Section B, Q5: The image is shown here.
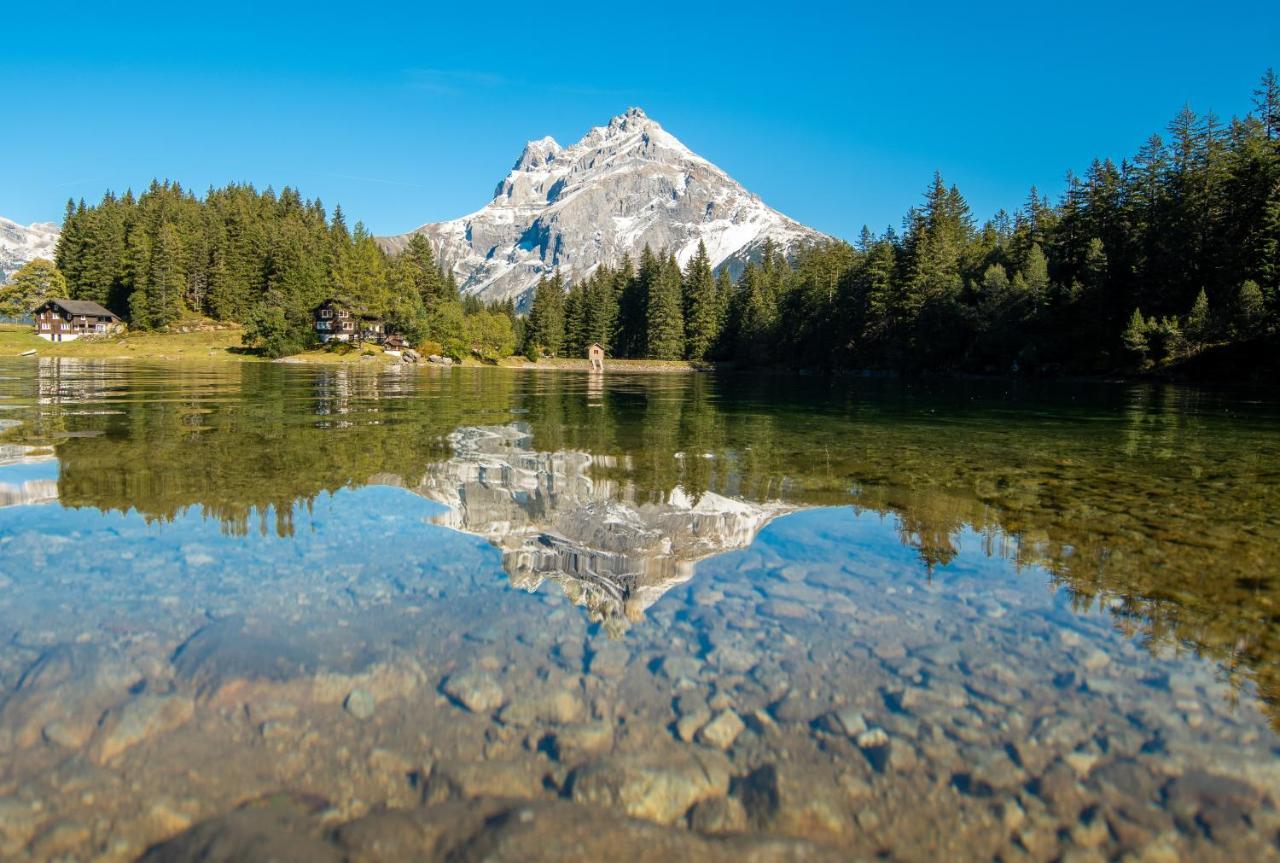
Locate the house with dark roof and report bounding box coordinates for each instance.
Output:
[313,299,386,345]
[31,299,121,342]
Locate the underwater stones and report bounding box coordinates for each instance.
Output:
[656,655,702,680]
[772,690,826,724]
[0,643,143,751]
[676,711,710,743]
[341,798,846,863]
[0,797,46,856]
[706,644,757,674]
[498,686,585,727]
[549,721,615,763]
[587,643,629,678]
[824,707,867,738]
[688,795,749,833]
[1163,768,1264,837]
[1081,649,1112,672]
[140,804,343,863]
[90,693,195,764]
[442,669,505,714]
[568,748,731,825]
[966,748,1026,792]
[41,717,95,749]
[697,710,745,751]
[736,763,855,845]
[855,727,889,750]
[424,760,546,804]
[344,689,376,721]
[757,600,810,620]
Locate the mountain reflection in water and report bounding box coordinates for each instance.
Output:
[0,359,1278,862]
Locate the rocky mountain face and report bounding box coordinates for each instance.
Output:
[380,108,830,306]
[0,216,60,284]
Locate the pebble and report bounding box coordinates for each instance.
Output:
[696,710,745,750]
[344,689,376,721]
[856,728,889,749]
[442,669,505,713]
[676,711,710,743]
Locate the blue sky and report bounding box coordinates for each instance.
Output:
[2,2,1276,240]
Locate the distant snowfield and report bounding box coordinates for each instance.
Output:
[380,108,830,307]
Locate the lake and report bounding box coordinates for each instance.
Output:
[0,359,1277,862]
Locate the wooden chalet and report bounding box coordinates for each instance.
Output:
[32,299,120,342]
[588,342,605,372]
[313,299,386,345]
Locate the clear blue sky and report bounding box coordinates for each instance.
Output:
[2,1,1276,240]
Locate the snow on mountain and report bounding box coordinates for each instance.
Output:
[380,108,831,306]
[0,216,60,284]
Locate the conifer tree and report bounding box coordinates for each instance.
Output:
[148,223,186,328]
[682,241,718,360]
[646,253,685,359]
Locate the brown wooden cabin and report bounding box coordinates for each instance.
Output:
[32,299,120,342]
[314,299,385,344]
[588,342,605,372]
[384,334,408,351]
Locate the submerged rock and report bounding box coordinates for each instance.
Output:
[424,760,547,804]
[90,694,195,764]
[549,722,614,763]
[569,749,731,825]
[697,710,745,750]
[344,689,376,721]
[736,763,856,845]
[498,687,584,727]
[442,669,505,714]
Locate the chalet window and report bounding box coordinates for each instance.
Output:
[339,310,349,319]
[320,309,332,319]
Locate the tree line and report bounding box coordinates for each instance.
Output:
[28,69,1280,373]
[524,70,1280,374]
[49,181,517,358]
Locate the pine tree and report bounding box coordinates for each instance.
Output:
[682,241,718,360]
[1122,307,1150,363]
[148,223,186,328]
[526,274,565,356]
[1254,68,1280,140]
[646,253,685,359]
[1185,287,1211,345]
[1234,280,1266,335]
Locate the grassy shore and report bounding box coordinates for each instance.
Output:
[0,324,709,371]
[0,323,260,361]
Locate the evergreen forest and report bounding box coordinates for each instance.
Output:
[36,70,1280,376]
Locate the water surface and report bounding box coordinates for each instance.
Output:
[0,360,1277,861]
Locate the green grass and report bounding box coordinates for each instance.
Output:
[0,324,260,361]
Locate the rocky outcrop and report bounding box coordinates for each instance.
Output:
[380,109,829,307]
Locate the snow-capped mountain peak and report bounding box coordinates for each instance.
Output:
[0,217,61,284]
[381,108,829,306]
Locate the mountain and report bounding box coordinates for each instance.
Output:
[380,108,830,306]
[0,217,60,284]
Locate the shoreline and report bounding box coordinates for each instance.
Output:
[3,325,1275,387]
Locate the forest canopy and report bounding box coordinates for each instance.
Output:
[43,69,1280,374]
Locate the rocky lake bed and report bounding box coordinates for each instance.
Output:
[0,361,1277,861]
